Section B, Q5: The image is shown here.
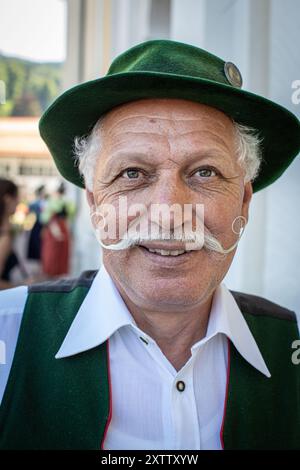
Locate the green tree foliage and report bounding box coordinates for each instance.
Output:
[0,54,62,117]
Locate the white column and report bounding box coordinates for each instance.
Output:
[62,0,82,90]
[63,0,110,83]
[170,0,206,47]
[148,0,170,39]
[110,0,151,59]
[220,0,271,296]
[81,0,105,80]
[63,0,111,274]
[262,0,300,312]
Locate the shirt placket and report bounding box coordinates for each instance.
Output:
[135,330,201,450]
[170,358,201,450]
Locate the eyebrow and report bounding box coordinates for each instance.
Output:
[101,153,154,177]
[101,148,233,177]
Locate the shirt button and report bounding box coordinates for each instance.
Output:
[176,380,185,392]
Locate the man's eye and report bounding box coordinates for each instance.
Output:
[194,168,217,178]
[122,168,140,179]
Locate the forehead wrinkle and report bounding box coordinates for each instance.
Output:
[102,131,235,172]
[104,113,232,136]
[109,131,170,141]
[107,125,233,141]
[108,129,235,158]
[108,114,225,122]
[171,129,235,151]
[105,133,168,157]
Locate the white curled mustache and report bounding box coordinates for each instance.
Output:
[91,214,246,255]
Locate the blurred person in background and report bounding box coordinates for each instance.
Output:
[40,182,75,277]
[0,178,37,289]
[26,184,47,265]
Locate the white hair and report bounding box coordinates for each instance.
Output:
[73,118,105,192]
[233,122,263,183]
[73,113,262,192]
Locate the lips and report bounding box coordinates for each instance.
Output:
[138,242,198,258]
[138,241,198,255]
[144,247,187,256]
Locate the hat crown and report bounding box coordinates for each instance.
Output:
[107,39,236,88]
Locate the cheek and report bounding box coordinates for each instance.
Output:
[103,249,133,286]
[97,188,153,239]
[202,198,243,239]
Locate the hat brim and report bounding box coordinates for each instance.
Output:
[39,71,300,192]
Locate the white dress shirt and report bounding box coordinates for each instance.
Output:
[0,266,298,450]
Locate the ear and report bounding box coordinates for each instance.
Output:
[86,189,99,230]
[85,188,95,209]
[241,181,253,222]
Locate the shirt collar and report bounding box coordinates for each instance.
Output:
[55,265,135,359]
[204,283,271,377]
[55,265,271,378]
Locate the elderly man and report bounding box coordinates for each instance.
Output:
[0,40,299,450]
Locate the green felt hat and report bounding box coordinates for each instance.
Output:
[39,39,300,192]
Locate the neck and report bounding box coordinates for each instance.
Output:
[114,282,214,372]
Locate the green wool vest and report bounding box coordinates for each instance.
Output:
[0,270,299,450]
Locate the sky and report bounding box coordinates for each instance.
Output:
[0,0,66,62]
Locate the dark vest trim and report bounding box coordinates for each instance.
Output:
[231,290,296,322]
[28,270,98,293]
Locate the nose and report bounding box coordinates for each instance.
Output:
[148,169,193,232]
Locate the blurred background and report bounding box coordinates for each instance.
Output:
[0,0,299,311]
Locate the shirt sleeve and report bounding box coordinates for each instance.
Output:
[0,285,28,405]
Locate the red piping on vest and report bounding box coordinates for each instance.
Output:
[101,339,112,450]
[220,338,231,450]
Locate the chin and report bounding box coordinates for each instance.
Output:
[130,275,210,311]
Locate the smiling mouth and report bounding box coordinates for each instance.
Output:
[138,245,197,257]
